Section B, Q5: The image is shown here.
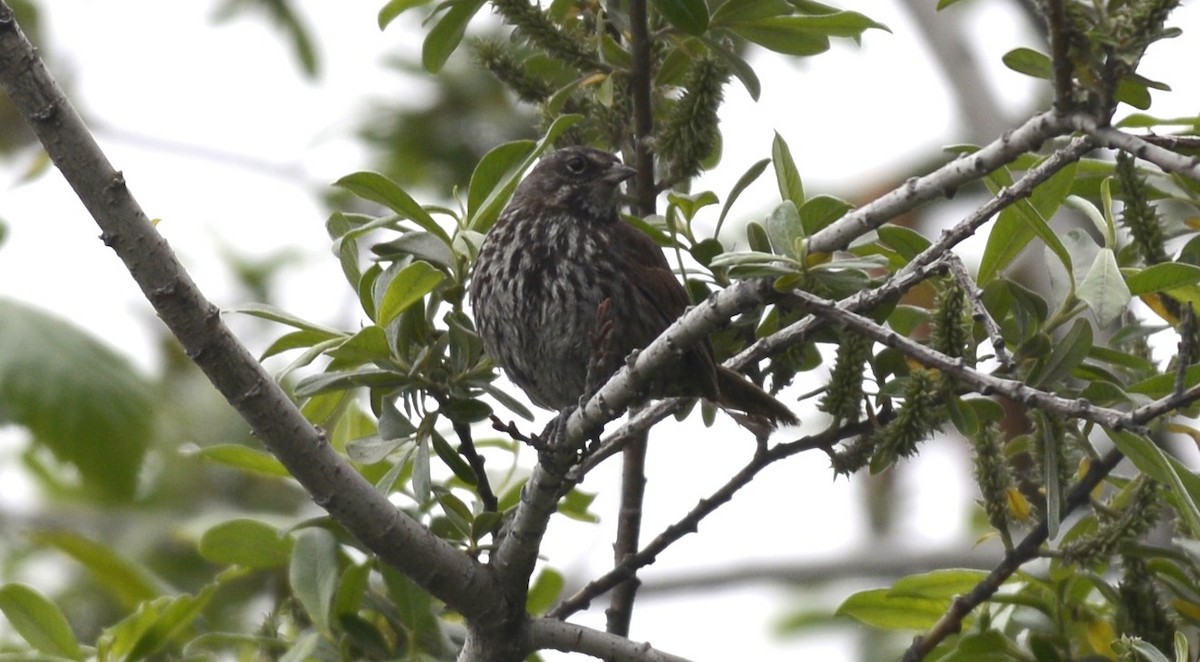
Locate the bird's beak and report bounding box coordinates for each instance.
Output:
[604,163,637,184]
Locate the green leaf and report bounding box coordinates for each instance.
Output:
[1002,47,1050,79]
[294,369,407,397]
[333,171,452,245]
[977,162,1075,285]
[1115,77,1152,110]
[232,302,344,335]
[327,325,392,365]
[1030,318,1092,388]
[702,36,762,100]
[889,569,989,600]
[371,230,456,268]
[557,488,599,522]
[798,194,853,234]
[378,0,434,29]
[765,200,804,259]
[422,0,487,73]
[261,328,344,360]
[1077,249,1131,327]
[467,114,584,232]
[710,0,791,26]
[728,13,884,55]
[481,382,535,421]
[715,158,770,236]
[431,429,479,485]
[772,132,805,207]
[668,190,719,222]
[526,568,565,614]
[836,588,950,630]
[100,584,219,662]
[0,298,154,501]
[1106,430,1200,537]
[379,565,442,646]
[289,529,341,636]
[1125,262,1200,296]
[657,0,709,35]
[877,224,932,260]
[467,140,536,226]
[199,519,293,570]
[30,531,161,608]
[377,261,445,325]
[188,443,291,478]
[1116,113,1200,129]
[0,584,83,660]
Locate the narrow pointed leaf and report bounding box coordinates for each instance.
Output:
[377,261,445,325]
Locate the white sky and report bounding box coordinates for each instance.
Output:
[1,1,1198,660]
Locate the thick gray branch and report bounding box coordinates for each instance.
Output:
[1067,114,1200,183]
[0,1,503,627]
[807,111,1070,253]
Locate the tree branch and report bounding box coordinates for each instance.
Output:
[550,420,877,620]
[900,448,1126,661]
[527,618,693,662]
[1067,113,1200,183]
[609,0,656,634]
[807,111,1070,253]
[787,288,1142,432]
[736,135,1096,369]
[0,0,506,629]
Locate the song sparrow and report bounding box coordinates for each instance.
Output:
[469,146,797,428]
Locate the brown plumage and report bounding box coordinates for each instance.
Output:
[469,146,796,428]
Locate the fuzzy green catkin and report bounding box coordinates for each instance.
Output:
[971,424,1014,547]
[930,279,973,360]
[818,331,871,423]
[1061,476,1163,566]
[657,57,728,184]
[831,431,878,477]
[471,39,554,103]
[873,368,941,466]
[489,0,604,73]
[1117,552,1176,653]
[1116,152,1169,265]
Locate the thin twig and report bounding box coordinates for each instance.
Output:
[452,420,499,513]
[944,253,1015,371]
[900,447,1125,661]
[550,419,879,619]
[787,288,1142,432]
[1044,0,1074,111]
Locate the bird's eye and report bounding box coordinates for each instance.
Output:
[565,156,587,174]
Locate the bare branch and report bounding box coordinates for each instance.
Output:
[551,420,873,620]
[944,254,1015,371]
